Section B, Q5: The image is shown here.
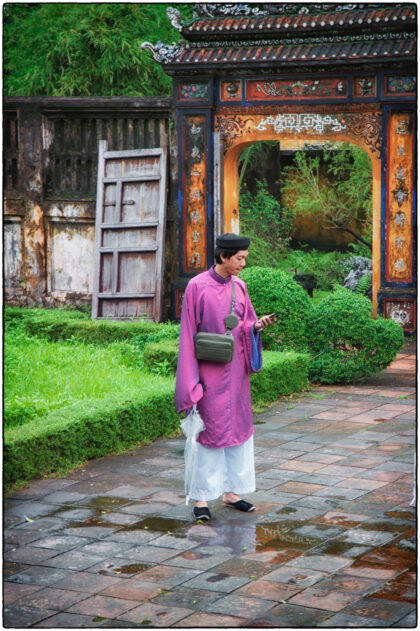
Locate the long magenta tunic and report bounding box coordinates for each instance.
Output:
[175,266,262,448]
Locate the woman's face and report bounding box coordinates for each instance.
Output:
[220,250,248,276]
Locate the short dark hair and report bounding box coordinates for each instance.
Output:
[215,246,241,264]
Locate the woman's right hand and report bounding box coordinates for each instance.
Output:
[255,314,276,331]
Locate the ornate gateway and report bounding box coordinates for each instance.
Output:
[143,3,416,329]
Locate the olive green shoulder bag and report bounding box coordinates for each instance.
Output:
[194,278,239,363]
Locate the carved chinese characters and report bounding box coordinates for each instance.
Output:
[386,112,413,282]
[183,116,207,272]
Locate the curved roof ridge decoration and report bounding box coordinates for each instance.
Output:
[190,3,408,19]
[166,3,415,32]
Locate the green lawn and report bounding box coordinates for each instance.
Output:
[4,327,172,429]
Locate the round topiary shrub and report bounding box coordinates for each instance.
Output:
[307,287,404,383]
[240,267,313,351]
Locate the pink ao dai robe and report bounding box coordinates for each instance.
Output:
[174,266,262,449]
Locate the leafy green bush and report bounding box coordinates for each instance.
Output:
[308,287,404,383]
[250,351,309,408]
[143,340,179,376]
[371,317,406,372]
[239,179,295,267]
[240,267,313,351]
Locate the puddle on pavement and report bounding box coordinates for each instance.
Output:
[116,563,151,574]
[196,519,323,556]
[314,541,368,557]
[68,517,120,529]
[314,515,361,528]
[277,507,297,514]
[45,497,131,525]
[182,551,212,560]
[79,496,131,510]
[121,517,188,533]
[206,573,230,583]
[99,563,150,576]
[44,505,82,518]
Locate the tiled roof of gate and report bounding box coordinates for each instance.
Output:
[183,4,416,38]
[151,3,416,70]
[171,37,415,68]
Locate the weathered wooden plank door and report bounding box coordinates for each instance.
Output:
[92,141,167,321]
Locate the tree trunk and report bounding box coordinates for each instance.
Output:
[325,215,372,250]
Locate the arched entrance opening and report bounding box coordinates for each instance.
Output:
[218,118,381,314]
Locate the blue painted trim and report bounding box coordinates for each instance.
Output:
[205,109,214,269]
[380,107,388,288]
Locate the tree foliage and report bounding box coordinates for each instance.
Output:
[4,3,192,96]
[239,180,295,267]
[281,143,373,249]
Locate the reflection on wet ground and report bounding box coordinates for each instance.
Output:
[311,540,372,558]
[359,517,414,533]
[188,519,328,556]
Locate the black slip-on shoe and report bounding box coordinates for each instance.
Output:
[192,506,212,521]
[225,499,255,512]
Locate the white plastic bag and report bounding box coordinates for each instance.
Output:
[180,405,205,505]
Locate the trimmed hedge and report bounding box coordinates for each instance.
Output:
[6,306,180,346]
[4,385,180,487]
[308,287,404,383]
[5,348,309,486]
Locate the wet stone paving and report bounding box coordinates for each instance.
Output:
[4,344,416,627]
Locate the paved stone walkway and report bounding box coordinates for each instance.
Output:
[5,343,416,628]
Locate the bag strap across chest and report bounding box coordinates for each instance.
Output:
[225,279,239,333]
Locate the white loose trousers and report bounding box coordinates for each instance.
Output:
[189,435,255,502]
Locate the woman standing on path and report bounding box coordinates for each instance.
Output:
[175,233,275,521]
